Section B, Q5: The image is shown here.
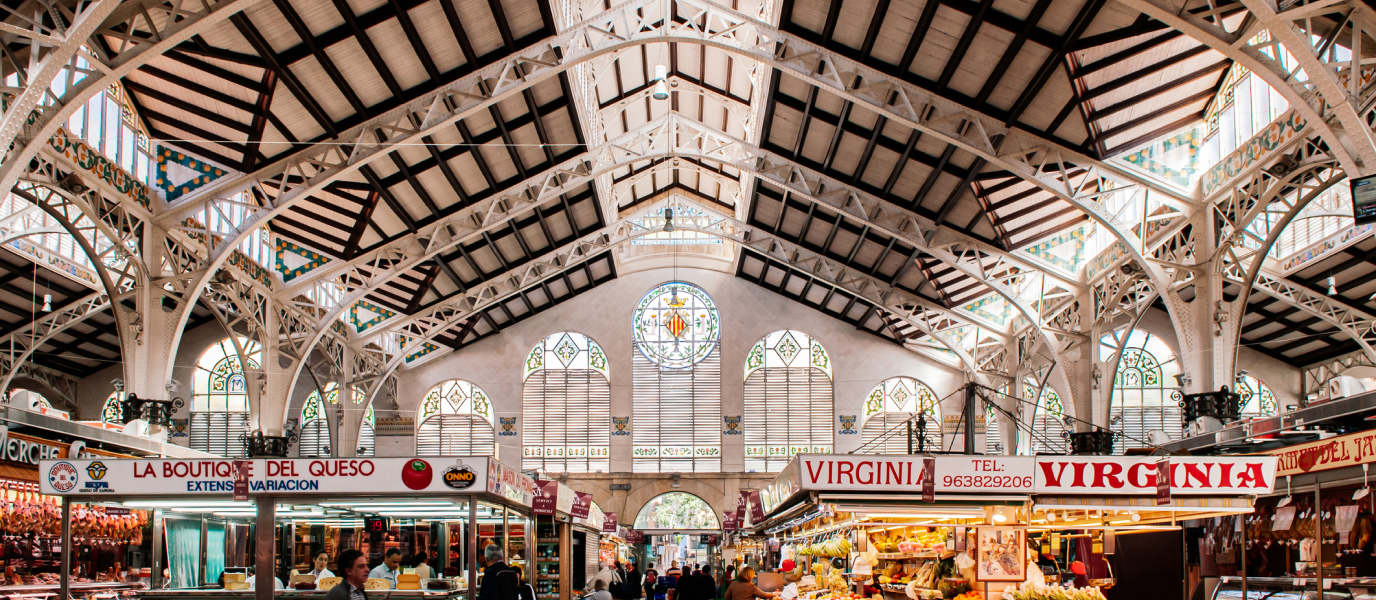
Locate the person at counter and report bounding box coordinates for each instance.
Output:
[325,550,368,600]
[723,568,777,600]
[310,551,336,580]
[369,549,403,588]
[413,553,433,579]
[246,566,284,590]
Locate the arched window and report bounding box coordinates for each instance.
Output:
[358,406,375,457]
[858,377,941,453]
[1105,330,1181,452]
[743,330,833,472]
[632,282,721,472]
[298,385,335,457]
[633,492,721,530]
[102,391,124,423]
[191,338,260,457]
[1237,375,1278,416]
[523,332,611,473]
[417,380,496,456]
[1024,378,1067,454]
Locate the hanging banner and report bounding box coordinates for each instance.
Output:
[571,492,593,519]
[602,512,618,534]
[737,490,750,525]
[1156,458,1171,506]
[748,491,765,523]
[533,480,559,516]
[231,460,249,501]
[722,510,737,532]
[921,457,935,502]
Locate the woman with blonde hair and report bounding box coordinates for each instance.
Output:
[723,567,777,600]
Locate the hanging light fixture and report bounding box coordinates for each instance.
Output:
[663,207,675,232]
[1328,276,1339,296]
[41,294,51,312]
[653,65,669,100]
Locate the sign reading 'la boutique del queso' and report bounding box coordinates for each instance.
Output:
[37,457,537,502]
[774,454,1278,497]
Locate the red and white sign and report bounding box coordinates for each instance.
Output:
[232,460,249,501]
[571,492,593,519]
[1155,459,1170,505]
[782,454,1277,497]
[602,512,618,534]
[797,455,1035,494]
[1033,456,1276,495]
[38,456,537,501]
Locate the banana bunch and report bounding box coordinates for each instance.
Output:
[1001,582,1108,600]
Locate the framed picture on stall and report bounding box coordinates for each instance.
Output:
[976,527,1025,582]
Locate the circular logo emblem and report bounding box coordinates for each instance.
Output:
[442,462,476,490]
[401,459,433,490]
[48,462,78,492]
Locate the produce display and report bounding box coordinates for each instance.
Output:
[798,537,853,558]
[999,582,1107,600]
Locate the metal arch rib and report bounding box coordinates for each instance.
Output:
[0,291,110,394]
[352,211,994,414]
[153,0,1191,380]
[1239,0,1376,172]
[1249,268,1376,364]
[0,0,266,215]
[1114,0,1366,175]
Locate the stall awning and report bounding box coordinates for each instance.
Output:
[0,463,37,482]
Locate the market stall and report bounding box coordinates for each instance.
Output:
[36,456,538,600]
[756,454,1278,600]
[1195,428,1376,600]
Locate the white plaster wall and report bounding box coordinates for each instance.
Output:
[395,266,966,471]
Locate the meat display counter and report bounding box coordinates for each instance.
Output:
[1212,576,1376,600]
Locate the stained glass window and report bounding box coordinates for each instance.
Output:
[523,332,609,380]
[1023,378,1067,454]
[632,282,720,369]
[633,283,722,472]
[857,377,941,454]
[1102,330,1182,452]
[1237,375,1278,416]
[298,384,341,457]
[102,391,124,423]
[417,380,495,456]
[744,331,833,472]
[191,337,261,457]
[524,332,611,473]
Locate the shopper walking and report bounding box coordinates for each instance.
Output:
[718,567,734,600]
[624,563,643,598]
[642,569,658,600]
[694,566,715,600]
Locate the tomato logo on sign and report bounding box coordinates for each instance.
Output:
[48,462,78,492]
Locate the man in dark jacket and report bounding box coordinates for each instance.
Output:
[624,564,643,599]
[694,566,715,600]
[478,544,519,600]
[323,550,368,600]
[673,568,695,600]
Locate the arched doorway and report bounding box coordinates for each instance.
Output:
[633,492,722,569]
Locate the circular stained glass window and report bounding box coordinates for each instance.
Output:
[632,282,720,369]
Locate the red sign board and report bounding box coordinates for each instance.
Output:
[231,461,249,501]
[722,510,737,532]
[748,491,765,522]
[571,492,593,519]
[1156,459,1171,506]
[533,480,558,516]
[921,458,935,502]
[602,512,618,534]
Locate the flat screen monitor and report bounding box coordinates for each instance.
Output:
[1353,174,1376,224]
